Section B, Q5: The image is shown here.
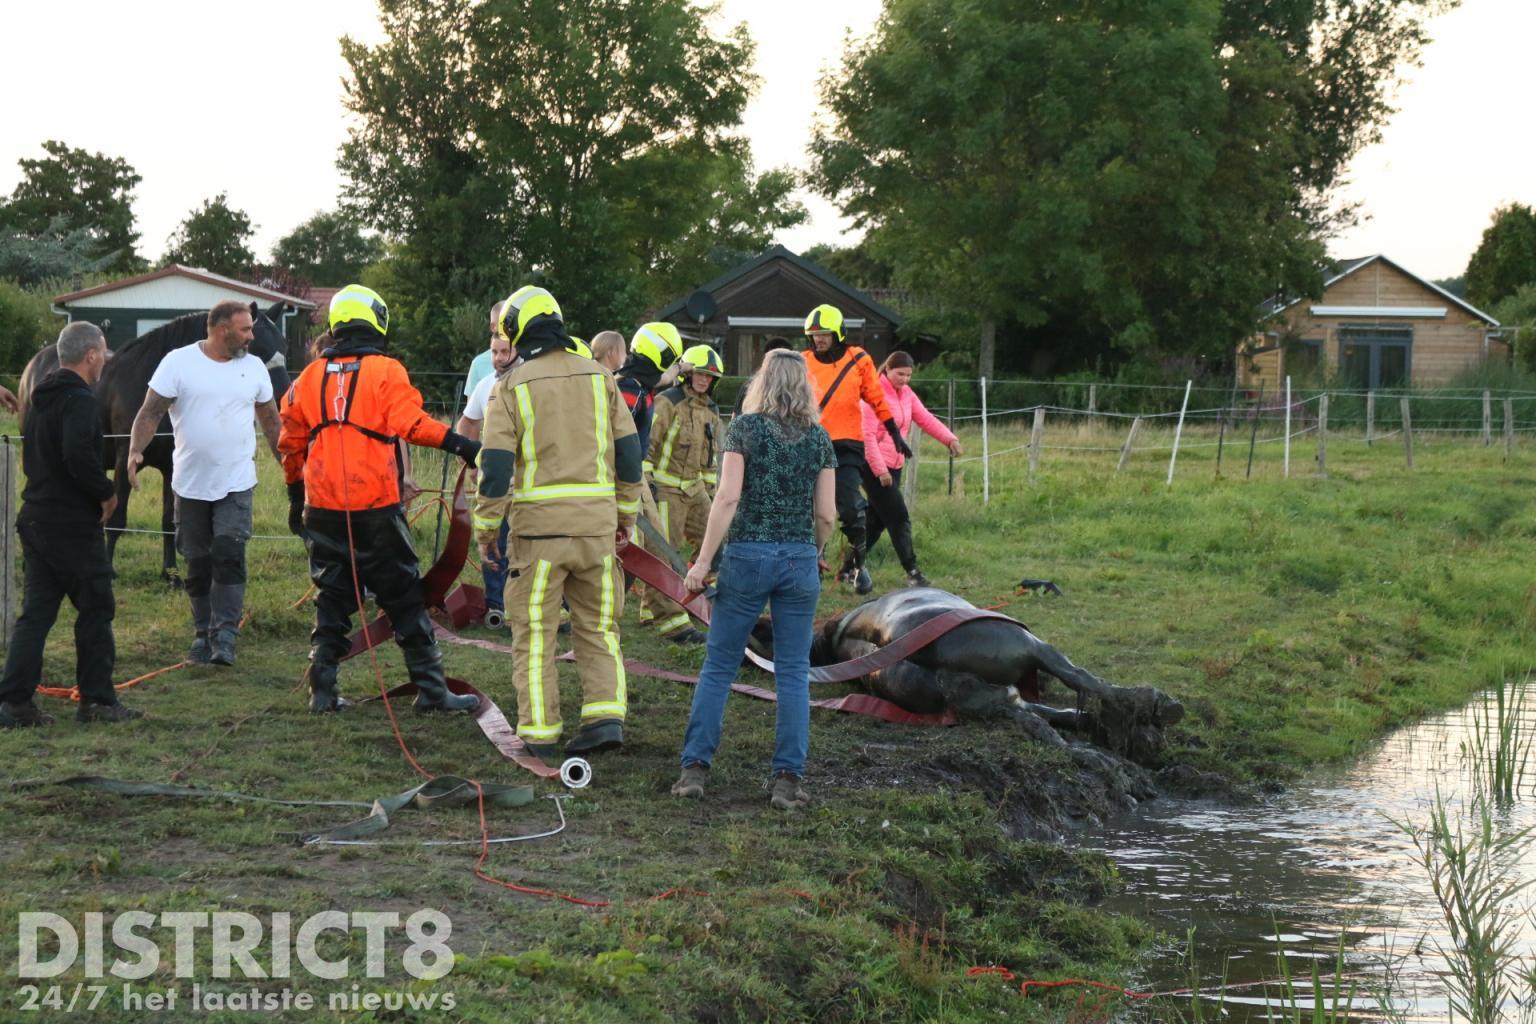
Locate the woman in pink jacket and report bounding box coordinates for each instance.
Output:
[857,351,962,587]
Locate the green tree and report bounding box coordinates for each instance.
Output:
[272,209,385,284]
[338,0,802,371]
[0,216,114,286]
[1491,283,1536,372]
[813,0,1453,377]
[0,279,59,377]
[0,140,144,272]
[800,242,895,292]
[1465,203,1536,310]
[1434,275,1467,299]
[163,193,255,277]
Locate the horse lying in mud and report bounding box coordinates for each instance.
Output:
[751,587,1185,763]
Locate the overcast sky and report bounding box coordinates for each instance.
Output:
[0,0,1525,282]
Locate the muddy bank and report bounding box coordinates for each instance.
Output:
[817,724,1241,843]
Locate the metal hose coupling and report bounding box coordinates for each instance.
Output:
[559,757,592,789]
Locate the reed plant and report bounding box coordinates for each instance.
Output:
[1460,675,1534,805]
[1262,936,1360,1024]
[1391,788,1536,1024]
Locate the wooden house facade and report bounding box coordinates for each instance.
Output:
[1238,255,1504,391]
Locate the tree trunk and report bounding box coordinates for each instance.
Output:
[978,317,996,379]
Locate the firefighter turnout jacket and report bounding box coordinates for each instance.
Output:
[807,344,893,443]
[647,386,721,495]
[473,348,644,544]
[278,352,447,510]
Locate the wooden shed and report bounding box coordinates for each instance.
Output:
[53,264,315,353]
[1238,255,1504,391]
[655,245,903,376]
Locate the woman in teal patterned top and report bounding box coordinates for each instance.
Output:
[674,350,836,810]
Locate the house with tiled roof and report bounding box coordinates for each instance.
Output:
[655,245,903,375]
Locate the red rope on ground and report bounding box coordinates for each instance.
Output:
[649,887,711,902]
[37,611,252,702]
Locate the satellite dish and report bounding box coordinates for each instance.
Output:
[684,290,717,324]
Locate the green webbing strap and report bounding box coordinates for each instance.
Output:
[7,774,536,846]
[301,775,535,845]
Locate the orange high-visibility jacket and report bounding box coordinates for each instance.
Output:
[806,345,893,444]
[278,353,447,511]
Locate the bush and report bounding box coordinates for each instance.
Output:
[1491,283,1536,372]
[0,277,60,384]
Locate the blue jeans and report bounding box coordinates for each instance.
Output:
[680,541,821,778]
[482,519,511,612]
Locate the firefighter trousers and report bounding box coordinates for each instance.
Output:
[505,534,627,743]
[639,485,709,636]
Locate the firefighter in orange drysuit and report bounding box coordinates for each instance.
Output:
[802,304,906,595]
[277,285,483,714]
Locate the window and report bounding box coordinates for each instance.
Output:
[1283,339,1323,383]
[1338,326,1412,389]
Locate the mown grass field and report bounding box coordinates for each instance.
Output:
[1,413,1532,1023]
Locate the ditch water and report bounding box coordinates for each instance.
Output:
[1087,687,1536,1021]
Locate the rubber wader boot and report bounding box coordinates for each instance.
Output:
[305,659,353,714]
[524,742,563,761]
[404,644,480,713]
[565,718,624,756]
[852,542,873,595]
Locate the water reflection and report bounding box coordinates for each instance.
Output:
[1088,687,1536,1021]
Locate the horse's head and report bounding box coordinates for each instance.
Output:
[249,301,293,397]
[746,613,845,667]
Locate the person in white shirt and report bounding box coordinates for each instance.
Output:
[455,321,517,625]
[461,301,504,401]
[127,300,283,666]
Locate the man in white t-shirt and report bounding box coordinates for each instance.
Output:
[454,324,517,625]
[127,300,283,666]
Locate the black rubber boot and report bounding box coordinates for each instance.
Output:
[304,658,352,714]
[851,541,873,595]
[403,644,480,713]
[565,718,624,756]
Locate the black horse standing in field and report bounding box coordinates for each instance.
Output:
[18,302,292,581]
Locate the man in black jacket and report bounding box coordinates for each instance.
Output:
[0,323,142,727]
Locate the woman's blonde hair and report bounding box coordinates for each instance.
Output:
[742,349,818,430]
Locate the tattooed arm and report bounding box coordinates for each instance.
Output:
[255,399,282,460]
[126,388,173,490]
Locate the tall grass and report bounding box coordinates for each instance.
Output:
[1391,788,1536,1024]
[1461,676,1535,805]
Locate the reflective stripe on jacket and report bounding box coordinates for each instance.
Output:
[474,349,641,541]
[277,354,447,511]
[647,386,720,495]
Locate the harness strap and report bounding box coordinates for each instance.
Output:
[306,358,396,447]
[817,350,867,412]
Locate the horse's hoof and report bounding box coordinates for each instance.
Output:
[162,571,184,590]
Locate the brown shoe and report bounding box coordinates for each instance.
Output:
[0,700,55,728]
[76,701,144,724]
[769,772,810,810]
[671,763,708,799]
